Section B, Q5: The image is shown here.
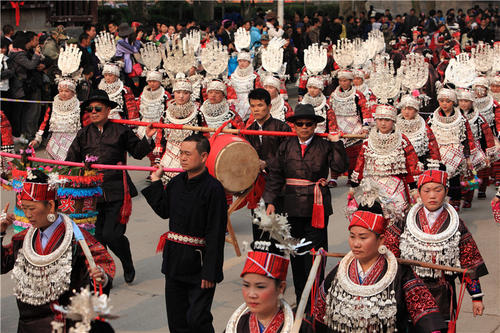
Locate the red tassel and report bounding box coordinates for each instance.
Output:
[156,233,168,253]
[119,167,132,224]
[312,203,324,229]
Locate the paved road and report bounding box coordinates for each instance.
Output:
[1,91,499,332]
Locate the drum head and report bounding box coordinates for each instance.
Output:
[215,141,260,193]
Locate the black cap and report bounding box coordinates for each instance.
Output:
[286,103,325,123]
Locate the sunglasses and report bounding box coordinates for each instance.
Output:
[295,121,315,128]
[86,106,104,113]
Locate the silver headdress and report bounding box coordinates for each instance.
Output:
[351,38,369,68]
[365,29,386,59]
[470,42,493,74]
[252,201,311,256]
[444,52,476,88]
[367,54,400,104]
[397,53,428,92]
[140,42,164,82]
[94,31,116,64]
[234,27,251,52]
[304,43,328,75]
[183,30,201,54]
[200,40,229,79]
[56,44,83,92]
[346,178,401,226]
[492,43,500,74]
[162,38,197,80]
[331,39,354,69]
[261,37,288,82]
[51,287,118,333]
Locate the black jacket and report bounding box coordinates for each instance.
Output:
[66,121,153,202]
[245,117,291,169]
[142,170,228,283]
[263,135,347,217]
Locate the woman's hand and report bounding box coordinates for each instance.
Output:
[0,212,15,233]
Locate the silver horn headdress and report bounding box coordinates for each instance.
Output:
[367,54,400,104]
[234,27,251,52]
[398,52,429,92]
[444,52,476,88]
[200,39,229,80]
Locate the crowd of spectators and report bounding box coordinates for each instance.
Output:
[0,4,499,143]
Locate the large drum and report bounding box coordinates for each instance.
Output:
[206,134,260,193]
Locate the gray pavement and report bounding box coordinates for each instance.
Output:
[1,90,499,332]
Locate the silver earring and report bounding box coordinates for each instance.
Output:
[378,245,388,255]
[47,213,56,223]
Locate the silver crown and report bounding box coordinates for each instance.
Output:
[471,42,493,74]
[200,40,229,78]
[367,54,400,104]
[94,31,116,64]
[332,38,354,69]
[397,53,429,92]
[162,38,196,79]
[304,43,327,74]
[234,27,251,52]
[444,52,476,88]
[261,37,286,75]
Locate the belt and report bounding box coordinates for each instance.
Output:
[156,231,206,253]
[285,178,326,229]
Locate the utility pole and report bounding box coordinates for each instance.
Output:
[277,0,284,26]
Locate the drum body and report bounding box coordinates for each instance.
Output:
[206,134,260,193]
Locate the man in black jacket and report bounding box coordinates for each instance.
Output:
[245,88,291,239]
[66,90,154,284]
[263,103,347,305]
[142,134,227,333]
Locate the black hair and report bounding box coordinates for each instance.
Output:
[255,19,265,27]
[82,22,96,33]
[2,24,14,35]
[223,21,233,29]
[248,88,271,106]
[79,32,90,43]
[12,32,28,50]
[183,134,210,155]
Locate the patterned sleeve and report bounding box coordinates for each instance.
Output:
[458,220,488,280]
[402,134,422,186]
[35,106,52,140]
[81,229,116,279]
[401,266,447,331]
[463,120,475,158]
[494,101,500,135]
[254,74,263,89]
[355,91,372,124]
[350,141,367,185]
[326,105,338,133]
[124,87,140,121]
[384,220,403,258]
[229,104,245,129]
[479,118,496,158]
[425,123,442,164]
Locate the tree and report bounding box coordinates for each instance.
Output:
[127,0,148,22]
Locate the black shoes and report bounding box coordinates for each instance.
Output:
[124,265,135,284]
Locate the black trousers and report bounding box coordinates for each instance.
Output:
[165,277,216,333]
[288,216,329,306]
[95,200,133,271]
[448,175,461,202]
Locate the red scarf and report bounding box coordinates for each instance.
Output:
[249,309,284,333]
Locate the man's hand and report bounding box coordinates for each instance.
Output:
[151,165,164,182]
[327,133,340,142]
[472,300,484,317]
[201,279,215,289]
[145,124,156,139]
[266,204,275,216]
[259,159,267,171]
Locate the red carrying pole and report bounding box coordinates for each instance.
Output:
[109,119,366,139]
[0,152,183,173]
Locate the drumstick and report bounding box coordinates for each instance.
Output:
[110,119,367,139]
[4,203,10,213]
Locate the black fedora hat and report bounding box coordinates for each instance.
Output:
[286,103,325,123]
[81,89,119,110]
